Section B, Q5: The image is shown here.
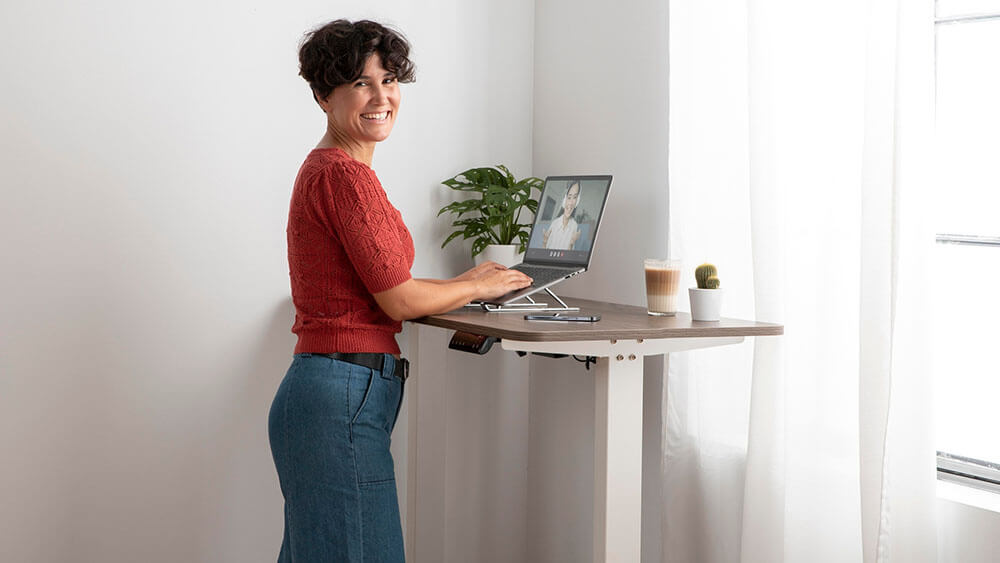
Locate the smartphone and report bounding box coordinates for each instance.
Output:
[523,313,601,322]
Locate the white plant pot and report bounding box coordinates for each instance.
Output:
[475,244,524,268]
[689,288,723,321]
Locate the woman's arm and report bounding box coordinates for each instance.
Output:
[374,266,531,321]
[418,261,508,284]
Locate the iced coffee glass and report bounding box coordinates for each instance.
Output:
[644,259,682,316]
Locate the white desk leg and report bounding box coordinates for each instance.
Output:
[405,325,449,563]
[594,343,644,563]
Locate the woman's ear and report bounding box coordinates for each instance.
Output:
[314,91,331,113]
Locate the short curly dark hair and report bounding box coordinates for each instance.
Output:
[298,19,416,103]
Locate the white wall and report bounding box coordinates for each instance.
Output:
[530,0,670,562]
[532,0,670,304]
[0,1,533,561]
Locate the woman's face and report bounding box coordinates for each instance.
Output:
[563,183,581,216]
[321,53,400,145]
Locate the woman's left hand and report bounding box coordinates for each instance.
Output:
[454,261,508,282]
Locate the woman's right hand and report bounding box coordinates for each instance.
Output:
[475,267,533,301]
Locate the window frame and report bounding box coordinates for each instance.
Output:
[933,7,1000,492]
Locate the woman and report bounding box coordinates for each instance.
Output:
[268,20,531,562]
[542,180,582,250]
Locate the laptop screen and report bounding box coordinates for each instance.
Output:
[523,175,613,267]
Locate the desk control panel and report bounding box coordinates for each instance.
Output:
[448,331,499,355]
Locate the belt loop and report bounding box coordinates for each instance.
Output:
[378,354,393,381]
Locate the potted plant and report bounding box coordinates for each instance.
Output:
[689,263,723,321]
[438,165,543,266]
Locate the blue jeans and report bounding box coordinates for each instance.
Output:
[268,353,406,562]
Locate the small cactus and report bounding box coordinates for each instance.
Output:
[695,263,720,289]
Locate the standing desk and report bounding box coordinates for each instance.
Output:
[405,296,783,563]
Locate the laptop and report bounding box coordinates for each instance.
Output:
[481,175,613,305]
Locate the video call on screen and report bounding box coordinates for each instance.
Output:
[525,177,611,264]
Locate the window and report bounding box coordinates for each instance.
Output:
[933,0,1000,492]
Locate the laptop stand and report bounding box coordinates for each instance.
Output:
[471,287,580,313]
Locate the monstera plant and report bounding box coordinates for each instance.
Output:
[438,165,543,260]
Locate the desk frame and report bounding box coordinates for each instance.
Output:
[403,298,780,563]
[501,336,743,562]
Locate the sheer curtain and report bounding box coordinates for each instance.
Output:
[664,0,937,561]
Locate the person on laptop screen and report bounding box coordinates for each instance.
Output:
[543,180,581,250]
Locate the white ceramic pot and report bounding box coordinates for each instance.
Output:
[688,288,723,321]
[475,244,524,268]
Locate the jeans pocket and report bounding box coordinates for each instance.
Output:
[389,378,404,433]
[349,365,376,443]
[349,367,399,484]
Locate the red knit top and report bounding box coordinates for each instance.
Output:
[287,148,415,354]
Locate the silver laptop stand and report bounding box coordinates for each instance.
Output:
[467,287,580,313]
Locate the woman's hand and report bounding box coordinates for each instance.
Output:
[453,261,507,282]
[454,261,533,300]
[473,267,533,301]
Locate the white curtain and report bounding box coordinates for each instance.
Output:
[665,0,937,561]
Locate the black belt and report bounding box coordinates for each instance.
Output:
[321,353,409,381]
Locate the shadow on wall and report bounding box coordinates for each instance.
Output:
[197,297,296,562]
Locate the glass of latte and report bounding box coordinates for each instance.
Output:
[644,259,682,316]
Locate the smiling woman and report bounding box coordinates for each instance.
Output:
[267,18,531,563]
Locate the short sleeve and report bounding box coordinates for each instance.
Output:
[309,162,412,294]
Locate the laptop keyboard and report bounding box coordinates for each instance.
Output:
[511,264,580,286]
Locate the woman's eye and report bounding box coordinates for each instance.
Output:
[354,81,368,87]
[383,77,397,84]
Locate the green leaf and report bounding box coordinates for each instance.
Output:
[442,230,466,248]
[496,164,515,185]
[471,237,491,258]
[442,177,486,192]
[515,230,531,252]
[438,200,482,217]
